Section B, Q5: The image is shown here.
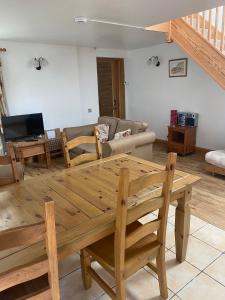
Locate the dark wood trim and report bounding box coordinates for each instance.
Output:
[97,57,125,119]
[155,138,211,155]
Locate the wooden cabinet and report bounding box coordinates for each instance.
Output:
[168,126,197,155]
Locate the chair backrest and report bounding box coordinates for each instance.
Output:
[114,152,177,276]
[0,199,60,300]
[0,143,21,185]
[61,127,102,167]
[45,128,61,140]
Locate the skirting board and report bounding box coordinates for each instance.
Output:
[155,139,211,155]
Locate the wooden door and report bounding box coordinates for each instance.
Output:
[97,58,125,118]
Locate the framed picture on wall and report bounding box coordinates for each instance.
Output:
[169,58,188,77]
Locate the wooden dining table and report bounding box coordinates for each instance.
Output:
[0,154,200,276]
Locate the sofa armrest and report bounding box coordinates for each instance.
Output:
[102,131,156,157]
[63,124,97,141]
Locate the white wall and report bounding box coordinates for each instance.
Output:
[77,47,99,125]
[1,41,83,130]
[0,42,129,130]
[126,43,225,150]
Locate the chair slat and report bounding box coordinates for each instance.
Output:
[0,222,45,251]
[70,153,98,167]
[67,136,96,150]
[0,199,60,299]
[61,127,102,168]
[127,196,164,225]
[0,260,49,292]
[128,171,167,196]
[126,219,161,249]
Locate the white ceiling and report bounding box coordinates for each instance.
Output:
[0,0,225,49]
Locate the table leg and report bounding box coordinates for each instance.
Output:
[175,185,191,262]
[45,142,51,168]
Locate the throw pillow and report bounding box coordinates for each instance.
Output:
[95,124,109,143]
[114,129,131,140]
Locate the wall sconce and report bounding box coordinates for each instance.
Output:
[147,56,160,67]
[33,57,48,70]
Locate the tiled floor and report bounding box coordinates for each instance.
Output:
[59,208,225,299]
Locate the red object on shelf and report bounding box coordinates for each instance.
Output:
[170,110,177,127]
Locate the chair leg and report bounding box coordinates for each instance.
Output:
[156,247,168,299]
[115,278,126,300]
[80,250,92,289]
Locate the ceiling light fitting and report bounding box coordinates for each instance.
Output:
[74,16,146,30]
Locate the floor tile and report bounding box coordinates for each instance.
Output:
[59,252,81,278]
[178,273,225,300]
[97,268,174,299]
[60,268,105,300]
[139,213,157,224]
[152,205,176,218]
[204,254,225,286]
[170,296,182,300]
[168,214,207,234]
[165,250,200,293]
[193,224,225,251]
[170,236,221,270]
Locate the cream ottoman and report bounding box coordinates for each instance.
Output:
[205,150,225,176]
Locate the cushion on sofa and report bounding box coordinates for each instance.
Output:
[114,129,131,140]
[96,124,109,143]
[116,119,148,134]
[98,116,119,140]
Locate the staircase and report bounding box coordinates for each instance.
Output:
[147,6,225,89]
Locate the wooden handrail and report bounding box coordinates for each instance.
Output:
[183,5,225,54]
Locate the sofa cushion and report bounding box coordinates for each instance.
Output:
[96,124,109,143]
[116,120,148,135]
[114,129,131,140]
[98,116,119,140]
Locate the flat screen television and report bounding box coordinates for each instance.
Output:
[1,113,45,141]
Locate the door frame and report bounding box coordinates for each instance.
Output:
[97,57,125,119]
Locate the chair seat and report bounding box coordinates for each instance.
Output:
[0,162,24,184]
[86,221,160,278]
[205,150,225,168]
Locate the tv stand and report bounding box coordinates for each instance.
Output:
[24,139,39,142]
[8,138,51,168]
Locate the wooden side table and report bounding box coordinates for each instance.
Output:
[168,126,197,155]
[9,139,51,168]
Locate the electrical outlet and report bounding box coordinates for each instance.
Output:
[88,108,92,113]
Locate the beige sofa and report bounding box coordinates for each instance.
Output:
[63,116,156,161]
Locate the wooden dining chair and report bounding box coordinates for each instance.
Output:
[0,199,60,300]
[80,152,177,299]
[61,127,102,167]
[0,143,24,186]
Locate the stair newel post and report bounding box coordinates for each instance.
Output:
[214,7,219,47]
[220,6,225,52]
[208,9,212,41]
